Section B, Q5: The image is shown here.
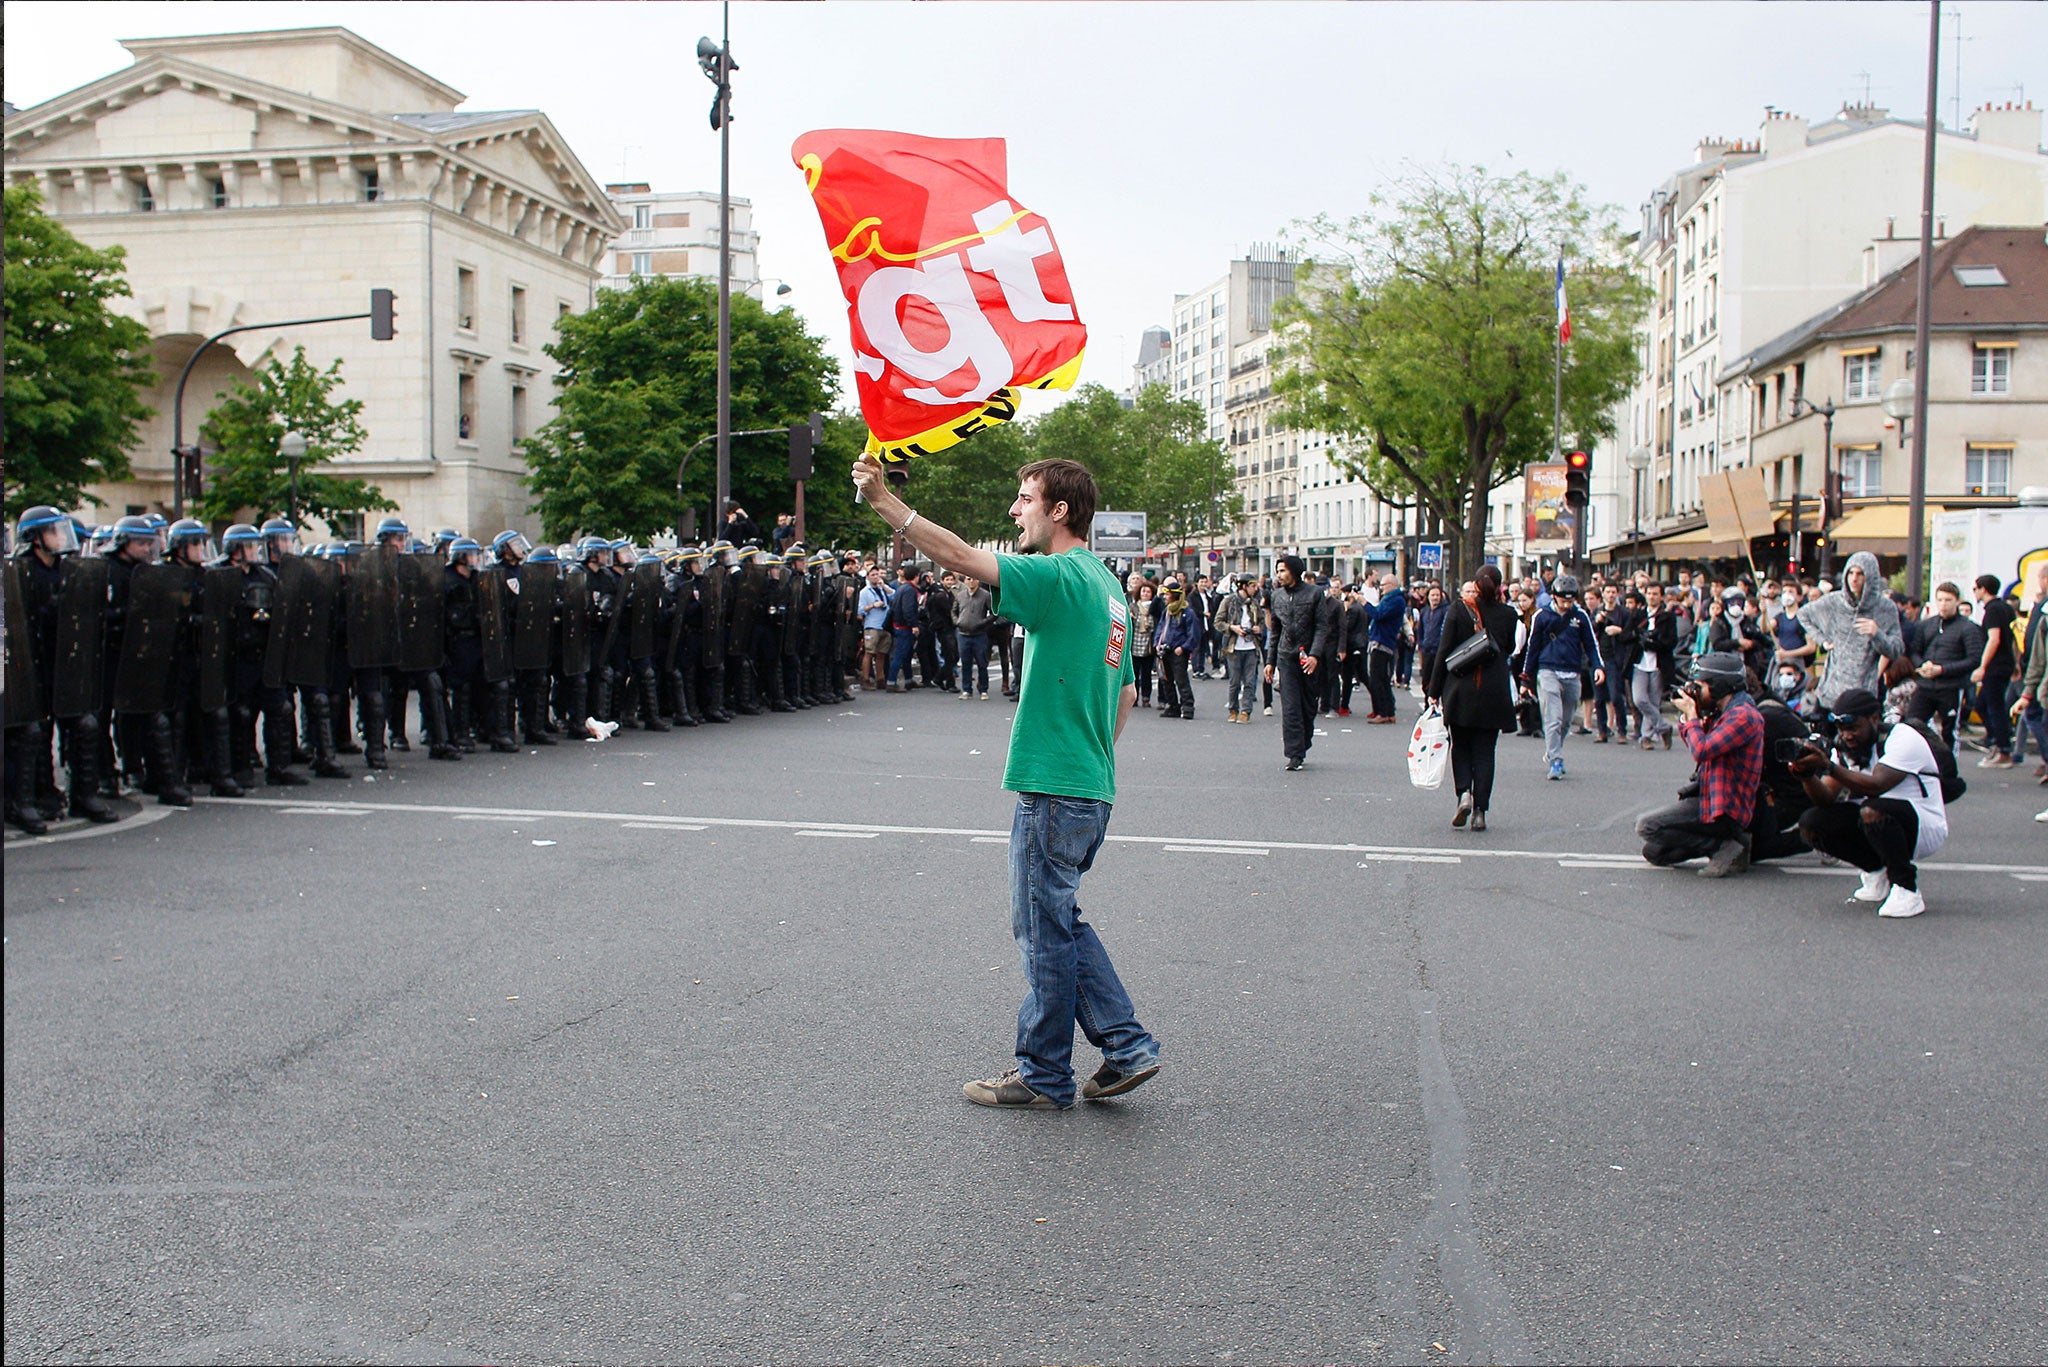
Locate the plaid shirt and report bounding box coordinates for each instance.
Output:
[1680,700,1765,826]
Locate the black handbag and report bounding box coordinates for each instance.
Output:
[1443,608,1499,677]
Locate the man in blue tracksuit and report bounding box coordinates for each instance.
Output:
[1363,573,1409,722]
[1519,572,1605,778]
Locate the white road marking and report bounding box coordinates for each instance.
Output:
[796,829,877,839]
[1558,860,1645,870]
[1773,866,1862,877]
[2013,873,2048,883]
[970,836,1008,844]
[281,807,369,817]
[180,798,2048,876]
[1163,845,1270,857]
[620,822,707,831]
[452,814,525,822]
[3,804,179,846]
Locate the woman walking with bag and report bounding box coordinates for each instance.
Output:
[1128,581,1160,708]
[1427,565,1520,832]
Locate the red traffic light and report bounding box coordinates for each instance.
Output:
[1566,449,1590,471]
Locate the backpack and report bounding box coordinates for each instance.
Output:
[1885,719,1966,805]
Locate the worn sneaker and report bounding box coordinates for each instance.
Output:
[1853,869,1892,903]
[1547,759,1565,780]
[1263,705,1273,716]
[1082,1061,1161,1100]
[1978,753,2016,769]
[1699,835,1751,879]
[1876,885,1927,918]
[962,1068,1062,1109]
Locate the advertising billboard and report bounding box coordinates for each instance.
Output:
[1523,463,1572,552]
[1090,511,1148,555]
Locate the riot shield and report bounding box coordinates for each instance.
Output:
[558,566,592,677]
[51,556,111,719]
[511,560,558,673]
[4,559,43,726]
[396,551,446,673]
[348,544,401,670]
[114,562,188,714]
[197,565,242,712]
[628,559,662,660]
[477,567,513,684]
[283,557,340,688]
[263,554,309,690]
[697,566,728,665]
[727,566,761,653]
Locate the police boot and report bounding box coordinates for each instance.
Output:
[388,695,412,752]
[667,667,700,727]
[263,706,311,786]
[118,715,157,796]
[733,659,763,716]
[521,678,556,745]
[637,664,672,732]
[230,703,261,790]
[299,692,321,763]
[449,684,477,752]
[95,721,124,800]
[699,665,730,722]
[204,708,247,795]
[421,675,462,761]
[360,692,390,770]
[562,675,589,738]
[332,686,363,753]
[764,657,795,713]
[591,667,617,727]
[144,713,192,806]
[489,683,520,753]
[5,725,51,835]
[64,717,121,824]
[306,692,348,778]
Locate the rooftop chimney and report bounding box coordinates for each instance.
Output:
[1759,107,1810,157]
[1970,101,2042,151]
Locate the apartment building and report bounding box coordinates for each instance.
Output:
[597,183,762,297]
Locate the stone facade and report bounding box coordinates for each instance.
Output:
[3,25,625,539]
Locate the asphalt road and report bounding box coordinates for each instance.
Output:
[7,675,2046,1366]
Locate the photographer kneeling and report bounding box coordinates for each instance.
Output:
[1788,687,1950,919]
[1634,653,1765,878]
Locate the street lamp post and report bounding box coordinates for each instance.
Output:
[698,6,738,537]
[1625,446,1652,567]
[279,430,309,528]
[1789,395,1837,579]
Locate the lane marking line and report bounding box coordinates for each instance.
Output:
[621,822,707,831]
[182,798,2048,876]
[1163,845,1270,857]
[796,829,877,839]
[3,804,179,846]
[1558,859,1645,870]
[451,814,524,822]
[969,836,1008,844]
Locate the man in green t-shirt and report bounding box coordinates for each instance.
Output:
[852,453,1161,1110]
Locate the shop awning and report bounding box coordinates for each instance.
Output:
[1826,502,1943,556]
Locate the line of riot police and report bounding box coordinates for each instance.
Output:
[4,505,868,836]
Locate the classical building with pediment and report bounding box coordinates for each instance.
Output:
[3,25,626,538]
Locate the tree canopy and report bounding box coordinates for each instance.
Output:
[195,345,393,530]
[3,185,156,510]
[1275,165,1647,578]
[520,276,840,541]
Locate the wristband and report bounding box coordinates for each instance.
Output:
[898,510,919,535]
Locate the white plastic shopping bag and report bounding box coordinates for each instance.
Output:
[1407,704,1449,790]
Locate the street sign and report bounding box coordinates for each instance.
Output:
[1416,541,1444,570]
[1207,551,1221,563]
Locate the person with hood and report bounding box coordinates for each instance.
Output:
[1795,551,1904,711]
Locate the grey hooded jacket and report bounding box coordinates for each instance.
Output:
[1796,550,1905,708]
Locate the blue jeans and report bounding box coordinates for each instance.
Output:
[1009,793,1158,1105]
[887,627,916,684]
[958,633,989,693]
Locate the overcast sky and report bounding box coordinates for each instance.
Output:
[7,1,2043,410]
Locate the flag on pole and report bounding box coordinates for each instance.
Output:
[1555,257,1572,345]
[790,129,1087,463]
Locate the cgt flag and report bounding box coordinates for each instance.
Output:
[791,129,1087,463]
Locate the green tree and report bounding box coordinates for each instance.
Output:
[3,185,156,510]
[1275,165,1647,578]
[522,277,839,541]
[195,345,393,529]
[1122,385,1242,551]
[885,418,1034,548]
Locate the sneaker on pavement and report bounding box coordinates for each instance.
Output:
[1547,759,1565,780]
[1699,835,1751,878]
[1853,869,1892,903]
[1977,753,2016,769]
[1081,1060,1161,1100]
[1264,705,1273,716]
[1876,885,1926,918]
[962,1068,1062,1109]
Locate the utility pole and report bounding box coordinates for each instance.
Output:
[699,4,737,532]
[1907,0,1940,599]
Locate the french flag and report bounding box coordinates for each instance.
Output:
[1555,257,1571,345]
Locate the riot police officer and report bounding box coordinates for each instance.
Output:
[220,523,310,787]
[103,514,193,805]
[8,506,120,825]
[442,537,488,753]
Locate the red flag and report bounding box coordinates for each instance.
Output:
[792,129,1087,462]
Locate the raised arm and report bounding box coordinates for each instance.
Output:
[851,455,1002,587]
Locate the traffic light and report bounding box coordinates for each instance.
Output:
[370,288,396,341]
[180,446,204,502]
[787,411,825,481]
[1564,449,1590,509]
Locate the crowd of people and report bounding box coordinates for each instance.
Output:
[11,499,2039,919]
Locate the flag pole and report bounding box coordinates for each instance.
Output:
[1554,251,1566,569]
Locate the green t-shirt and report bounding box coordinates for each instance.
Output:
[990,547,1135,802]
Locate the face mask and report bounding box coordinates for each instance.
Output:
[1782,592,1798,611]
[1776,672,1800,695]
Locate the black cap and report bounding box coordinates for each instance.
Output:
[1828,687,1883,719]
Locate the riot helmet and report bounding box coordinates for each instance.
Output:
[448,536,483,570]
[15,506,79,557]
[221,523,268,565]
[83,524,116,557]
[577,535,610,566]
[111,515,161,563]
[260,517,300,560]
[373,515,410,548]
[492,530,531,564]
[433,527,461,556]
[612,539,637,568]
[165,518,215,564]
[526,545,559,565]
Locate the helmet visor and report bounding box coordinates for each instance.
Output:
[33,520,82,556]
[498,532,533,560]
